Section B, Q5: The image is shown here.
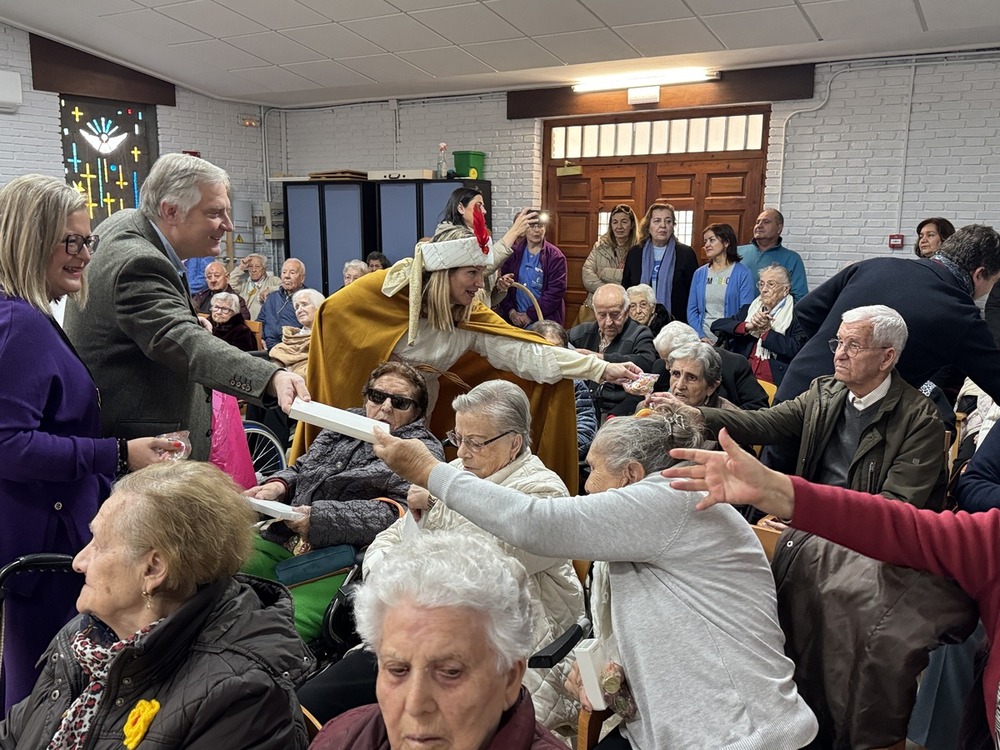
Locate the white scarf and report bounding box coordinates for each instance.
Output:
[746,294,794,360]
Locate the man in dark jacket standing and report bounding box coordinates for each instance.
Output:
[569,284,656,418]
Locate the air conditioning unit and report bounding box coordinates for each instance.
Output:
[0,71,23,114]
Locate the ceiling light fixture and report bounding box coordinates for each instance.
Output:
[572,68,720,93]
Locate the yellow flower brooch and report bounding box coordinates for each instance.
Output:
[123,699,160,749]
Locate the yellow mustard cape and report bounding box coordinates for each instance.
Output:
[290,271,580,494]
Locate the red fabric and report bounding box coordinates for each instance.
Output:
[789,475,1000,739]
[309,688,566,750]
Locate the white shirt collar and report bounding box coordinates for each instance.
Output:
[848,372,892,411]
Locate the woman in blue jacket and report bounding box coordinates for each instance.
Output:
[687,223,754,342]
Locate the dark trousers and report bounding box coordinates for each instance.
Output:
[595,726,633,749]
[297,648,378,724]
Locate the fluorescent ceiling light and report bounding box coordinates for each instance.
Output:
[572,68,720,93]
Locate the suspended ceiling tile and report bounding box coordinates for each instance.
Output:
[338,53,438,82]
[686,0,794,14]
[484,0,604,35]
[920,0,1000,30]
[282,59,376,86]
[157,1,267,37]
[283,23,384,58]
[170,39,268,69]
[230,64,323,90]
[802,0,923,40]
[91,0,146,14]
[614,18,723,56]
[463,37,564,71]
[399,46,497,76]
[579,0,692,26]
[213,0,330,29]
[100,7,211,44]
[537,29,641,65]
[410,4,523,44]
[296,0,399,22]
[386,0,472,9]
[226,31,324,64]
[344,13,450,51]
[702,7,817,49]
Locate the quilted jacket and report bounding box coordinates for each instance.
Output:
[0,576,315,750]
[364,451,585,733]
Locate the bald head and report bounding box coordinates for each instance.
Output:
[204,261,228,291]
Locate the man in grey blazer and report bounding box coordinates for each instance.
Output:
[65,153,309,461]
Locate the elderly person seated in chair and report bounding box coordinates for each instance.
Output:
[626,283,673,337]
[0,461,315,749]
[269,288,325,378]
[243,361,444,642]
[298,381,584,737]
[372,403,818,749]
[309,531,568,750]
[193,260,250,319]
[711,263,806,386]
[209,291,258,352]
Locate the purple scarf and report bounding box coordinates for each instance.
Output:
[640,237,676,307]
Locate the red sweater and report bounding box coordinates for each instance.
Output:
[789,475,1000,738]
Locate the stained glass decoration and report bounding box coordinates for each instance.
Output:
[61,95,159,221]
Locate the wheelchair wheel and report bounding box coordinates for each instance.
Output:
[243,420,288,477]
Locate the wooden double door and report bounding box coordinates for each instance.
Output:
[545,156,765,324]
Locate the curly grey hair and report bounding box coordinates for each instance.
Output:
[353,531,536,672]
[590,402,704,474]
[210,291,240,315]
[667,342,722,386]
[452,380,532,456]
[653,321,700,359]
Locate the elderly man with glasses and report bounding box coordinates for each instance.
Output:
[656,304,944,507]
[568,283,656,418]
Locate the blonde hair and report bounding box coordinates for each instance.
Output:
[111,462,256,600]
[423,269,471,331]
[0,174,88,314]
[637,202,676,245]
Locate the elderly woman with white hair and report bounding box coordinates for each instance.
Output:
[373,404,818,749]
[650,322,769,411]
[342,259,368,287]
[711,263,807,386]
[209,290,258,351]
[298,380,584,735]
[269,287,325,378]
[626,283,672,336]
[310,531,568,750]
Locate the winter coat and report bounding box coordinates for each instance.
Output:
[568,317,656,414]
[711,302,808,386]
[581,237,629,309]
[621,240,699,323]
[211,314,258,352]
[774,487,979,748]
[364,451,585,733]
[0,575,315,750]
[700,372,945,507]
[310,688,568,750]
[265,409,444,549]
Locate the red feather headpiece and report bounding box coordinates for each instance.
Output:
[472,203,491,254]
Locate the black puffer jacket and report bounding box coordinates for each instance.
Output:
[0,575,315,750]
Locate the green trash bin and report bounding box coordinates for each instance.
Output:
[453,150,485,179]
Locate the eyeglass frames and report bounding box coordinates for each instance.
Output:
[364,387,418,411]
[62,234,99,255]
[827,338,890,358]
[446,430,514,452]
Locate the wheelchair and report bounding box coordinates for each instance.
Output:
[244,419,288,477]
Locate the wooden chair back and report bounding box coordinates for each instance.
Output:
[245,319,265,350]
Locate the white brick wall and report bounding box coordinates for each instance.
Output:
[277,93,541,232]
[768,55,1000,287]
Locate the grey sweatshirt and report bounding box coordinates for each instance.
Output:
[428,465,818,750]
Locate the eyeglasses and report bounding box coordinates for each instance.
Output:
[210,304,234,312]
[609,204,634,216]
[446,430,514,452]
[827,338,890,358]
[629,301,651,310]
[757,280,786,290]
[62,234,99,255]
[365,387,417,411]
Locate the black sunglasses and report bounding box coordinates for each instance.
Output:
[365,387,417,411]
